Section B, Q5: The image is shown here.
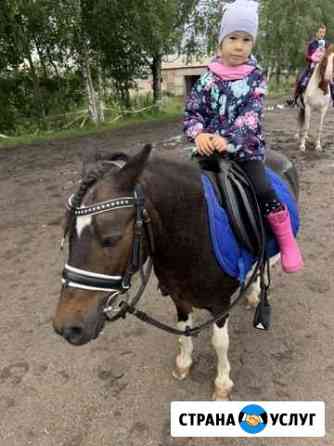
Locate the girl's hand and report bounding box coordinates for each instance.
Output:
[195,133,216,156]
[212,135,228,152]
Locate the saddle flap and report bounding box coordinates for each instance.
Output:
[201,157,264,257]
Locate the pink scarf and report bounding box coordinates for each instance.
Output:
[208,60,256,80]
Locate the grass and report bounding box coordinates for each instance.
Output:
[0,96,184,148]
[0,83,296,148]
[267,77,295,98]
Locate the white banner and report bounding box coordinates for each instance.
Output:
[171,401,325,437]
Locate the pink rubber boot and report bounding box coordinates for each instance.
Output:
[266,207,304,273]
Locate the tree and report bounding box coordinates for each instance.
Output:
[132,0,198,103]
[86,0,199,106]
[257,0,334,82]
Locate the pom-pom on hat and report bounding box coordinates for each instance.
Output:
[219,0,259,44]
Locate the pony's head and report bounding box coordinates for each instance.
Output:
[53,145,152,345]
[319,44,334,93]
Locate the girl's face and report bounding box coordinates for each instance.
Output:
[219,32,254,66]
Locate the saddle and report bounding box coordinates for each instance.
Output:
[199,154,263,257]
[198,150,297,258]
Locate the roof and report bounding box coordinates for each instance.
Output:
[161,55,213,70]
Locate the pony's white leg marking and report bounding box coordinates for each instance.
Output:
[212,320,234,400]
[246,277,261,308]
[316,105,329,151]
[300,105,311,152]
[243,263,260,308]
[172,314,193,381]
[76,214,92,237]
[270,254,280,268]
[296,110,303,141]
[246,254,280,308]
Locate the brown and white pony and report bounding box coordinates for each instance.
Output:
[53,146,299,400]
[298,44,334,152]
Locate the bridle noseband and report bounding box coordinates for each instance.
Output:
[62,184,154,320]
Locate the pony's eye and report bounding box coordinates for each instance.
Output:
[101,236,122,247]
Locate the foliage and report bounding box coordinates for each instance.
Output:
[1,0,334,134]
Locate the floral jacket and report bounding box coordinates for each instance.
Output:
[305,38,328,65]
[184,60,267,161]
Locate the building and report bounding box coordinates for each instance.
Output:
[161,55,212,97]
[135,55,212,97]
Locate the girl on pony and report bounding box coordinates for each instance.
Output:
[289,24,334,106]
[184,0,303,273]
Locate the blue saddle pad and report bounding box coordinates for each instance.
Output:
[201,168,300,283]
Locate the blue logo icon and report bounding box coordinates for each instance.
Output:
[239,404,268,434]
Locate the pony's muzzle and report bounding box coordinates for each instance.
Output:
[53,319,86,345]
[62,324,85,345]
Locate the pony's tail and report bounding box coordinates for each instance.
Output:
[298,107,305,128]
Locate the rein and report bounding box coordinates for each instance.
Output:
[62,175,270,337]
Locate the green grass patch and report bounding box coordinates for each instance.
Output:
[267,76,295,98]
[0,96,184,148]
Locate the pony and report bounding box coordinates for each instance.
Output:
[297,44,334,152]
[53,145,299,400]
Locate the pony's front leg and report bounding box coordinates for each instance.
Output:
[315,105,328,151]
[246,254,280,308]
[172,312,194,381]
[212,319,234,400]
[299,106,311,152]
[246,278,260,308]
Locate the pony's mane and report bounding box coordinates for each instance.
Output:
[64,152,128,236]
[72,163,113,208]
[319,44,334,94]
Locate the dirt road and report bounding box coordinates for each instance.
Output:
[0,103,333,446]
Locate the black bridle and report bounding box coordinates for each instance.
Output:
[62,184,154,321]
[62,179,271,336]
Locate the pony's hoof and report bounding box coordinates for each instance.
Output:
[315,145,322,152]
[172,365,191,381]
[212,382,234,401]
[300,145,306,152]
[246,290,259,309]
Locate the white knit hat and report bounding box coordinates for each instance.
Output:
[219,0,259,44]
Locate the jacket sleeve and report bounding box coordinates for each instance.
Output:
[305,40,318,63]
[222,73,266,157]
[183,73,213,142]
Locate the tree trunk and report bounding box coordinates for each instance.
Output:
[275,64,281,86]
[46,47,61,80]
[27,52,46,125]
[82,55,99,124]
[35,41,48,79]
[118,82,131,109]
[151,54,162,106]
[97,64,105,123]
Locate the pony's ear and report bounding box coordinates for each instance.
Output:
[82,150,129,176]
[116,144,152,189]
[97,151,129,169]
